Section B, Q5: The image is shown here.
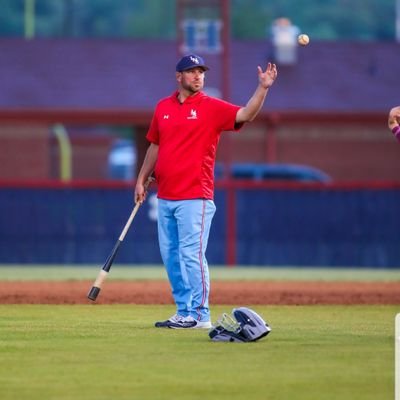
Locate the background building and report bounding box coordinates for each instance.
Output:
[0,0,399,266]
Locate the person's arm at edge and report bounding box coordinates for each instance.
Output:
[388,106,400,142]
[236,62,278,124]
[134,142,159,204]
[388,106,400,130]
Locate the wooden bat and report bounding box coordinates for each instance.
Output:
[87,176,153,301]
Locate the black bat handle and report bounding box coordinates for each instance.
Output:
[102,240,122,272]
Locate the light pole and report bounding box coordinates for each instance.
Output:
[396,0,400,41]
[24,0,35,39]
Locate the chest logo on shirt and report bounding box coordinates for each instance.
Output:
[187,109,198,120]
[163,114,169,119]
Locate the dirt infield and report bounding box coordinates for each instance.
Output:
[0,280,399,305]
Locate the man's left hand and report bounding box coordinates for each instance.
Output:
[258,62,278,89]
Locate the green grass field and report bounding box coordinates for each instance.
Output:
[1,264,400,281]
[0,304,396,400]
[0,266,398,400]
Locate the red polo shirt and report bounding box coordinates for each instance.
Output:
[146,91,242,200]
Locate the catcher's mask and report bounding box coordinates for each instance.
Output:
[208,307,271,343]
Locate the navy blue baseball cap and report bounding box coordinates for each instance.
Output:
[176,54,209,72]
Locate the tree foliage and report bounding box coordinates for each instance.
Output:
[0,0,396,41]
[232,0,395,40]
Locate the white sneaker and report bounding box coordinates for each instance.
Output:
[193,320,212,329]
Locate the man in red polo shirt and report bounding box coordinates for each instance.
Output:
[135,54,277,329]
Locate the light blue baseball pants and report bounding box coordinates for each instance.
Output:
[157,198,216,322]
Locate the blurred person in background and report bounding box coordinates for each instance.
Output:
[270,17,300,65]
[134,54,278,329]
[388,106,400,142]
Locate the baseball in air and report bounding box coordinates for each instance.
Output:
[298,34,310,46]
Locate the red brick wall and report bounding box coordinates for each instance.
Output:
[50,136,114,180]
[0,125,49,180]
[1,120,398,182]
[0,124,114,181]
[218,122,400,181]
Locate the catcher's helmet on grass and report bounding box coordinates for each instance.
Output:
[209,307,271,342]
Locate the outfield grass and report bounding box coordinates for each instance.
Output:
[1,264,400,281]
[0,304,396,400]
